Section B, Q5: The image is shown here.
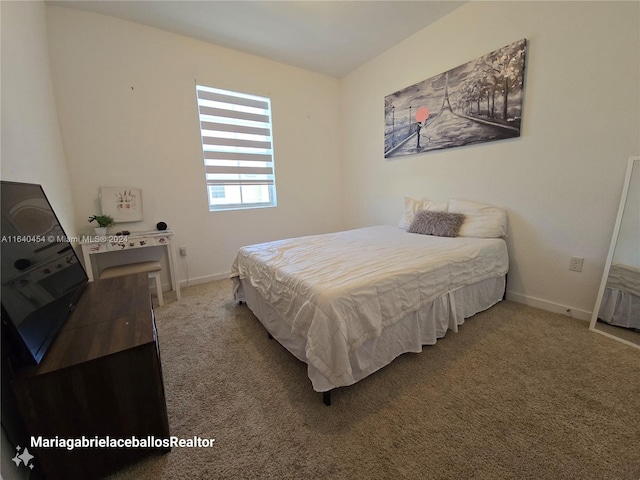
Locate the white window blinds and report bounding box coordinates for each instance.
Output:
[196,85,277,211]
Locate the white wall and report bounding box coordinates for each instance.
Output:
[341,1,640,319]
[45,6,345,284]
[1,1,77,235]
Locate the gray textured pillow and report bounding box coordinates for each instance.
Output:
[408,210,465,237]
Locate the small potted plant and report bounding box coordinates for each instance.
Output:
[88,214,115,235]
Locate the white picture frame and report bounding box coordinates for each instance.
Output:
[100,186,143,223]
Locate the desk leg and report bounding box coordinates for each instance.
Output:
[81,245,95,282]
[166,240,181,301]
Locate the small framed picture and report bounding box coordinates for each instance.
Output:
[100,186,143,223]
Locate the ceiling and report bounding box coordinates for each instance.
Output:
[46,1,465,78]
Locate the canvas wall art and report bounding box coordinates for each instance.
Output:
[384,38,527,158]
[100,186,143,222]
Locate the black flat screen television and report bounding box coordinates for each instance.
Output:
[1,181,88,366]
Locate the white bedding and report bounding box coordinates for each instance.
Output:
[606,263,640,297]
[598,263,640,329]
[231,225,508,390]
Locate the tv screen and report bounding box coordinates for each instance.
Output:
[1,181,88,365]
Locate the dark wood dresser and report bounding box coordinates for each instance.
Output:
[11,272,171,479]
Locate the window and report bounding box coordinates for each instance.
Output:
[196,85,277,211]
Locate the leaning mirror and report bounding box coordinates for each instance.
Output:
[590,156,640,349]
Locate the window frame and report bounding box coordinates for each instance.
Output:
[195,84,277,212]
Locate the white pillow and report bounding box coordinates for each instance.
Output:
[448,198,507,238]
[398,197,448,230]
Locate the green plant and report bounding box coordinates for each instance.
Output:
[88,214,115,228]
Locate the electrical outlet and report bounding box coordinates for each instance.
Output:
[569,256,584,272]
[179,246,187,256]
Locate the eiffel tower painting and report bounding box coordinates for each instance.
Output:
[384,38,527,158]
[438,73,453,115]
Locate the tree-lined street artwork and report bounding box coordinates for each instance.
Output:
[384,39,527,158]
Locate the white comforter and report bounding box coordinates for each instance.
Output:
[230,225,508,388]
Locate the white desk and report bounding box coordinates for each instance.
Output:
[80,230,181,301]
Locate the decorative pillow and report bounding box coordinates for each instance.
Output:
[448,198,507,238]
[398,197,448,230]
[408,211,465,237]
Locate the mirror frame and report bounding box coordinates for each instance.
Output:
[589,156,640,349]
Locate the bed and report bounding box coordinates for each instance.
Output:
[598,263,640,329]
[230,198,509,405]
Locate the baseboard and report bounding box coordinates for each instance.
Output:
[505,291,592,322]
[179,272,230,288]
[148,273,229,295]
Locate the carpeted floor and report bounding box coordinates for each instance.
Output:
[108,279,640,480]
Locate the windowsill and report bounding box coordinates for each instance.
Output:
[208,203,277,212]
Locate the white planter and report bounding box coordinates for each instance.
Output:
[94,227,108,236]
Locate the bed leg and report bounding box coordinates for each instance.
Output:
[503,273,508,301]
[322,391,331,406]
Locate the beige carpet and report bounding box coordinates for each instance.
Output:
[108,279,640,480]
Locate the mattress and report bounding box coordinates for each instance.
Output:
[231,225,509,390]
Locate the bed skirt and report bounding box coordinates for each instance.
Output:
[237,275,506,392]
[598,288,640,329]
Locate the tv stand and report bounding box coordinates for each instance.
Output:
[10,273,170,480]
